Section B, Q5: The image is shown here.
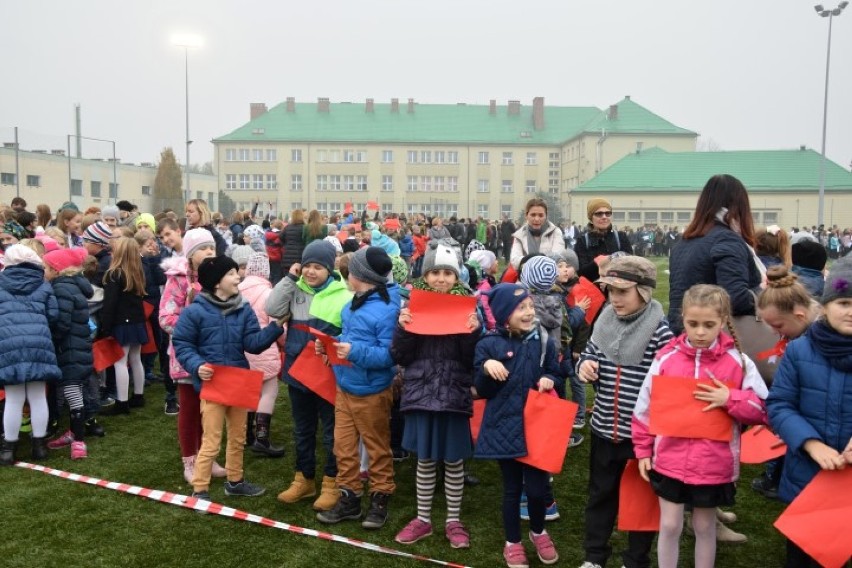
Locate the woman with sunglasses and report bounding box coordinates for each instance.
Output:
[574,198,632,282]
[509,198,566,269]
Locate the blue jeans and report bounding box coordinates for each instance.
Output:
[499,459,549,543]
[569,371,586,422]
[288,384,336,479]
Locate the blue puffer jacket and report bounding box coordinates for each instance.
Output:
[142,254,167,303]
[399,235,414,258]
[767,326,852,503]
[473,326,562,460]
[172,293,284,392]
[0,263,62,386]
[668,222,761,334]
[791,265,824,299]
[333,284,400,396]
[51,274,94,385]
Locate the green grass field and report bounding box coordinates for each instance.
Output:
[0,256,789,568]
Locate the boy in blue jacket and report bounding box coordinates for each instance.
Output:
[173,256,284,502]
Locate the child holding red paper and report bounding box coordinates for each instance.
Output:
[474,283,563,568]
[632,284,767,568]
[767,261,852,567]
[173,256,284,501]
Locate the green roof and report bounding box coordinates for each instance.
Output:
[575,148,852,193]
[581,97,696,136]
[214,97,694,146]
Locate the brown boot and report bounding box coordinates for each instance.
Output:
[715,520,747,543]
[313,476,340,511]
[716,507,737,524]
[277,472,316,504]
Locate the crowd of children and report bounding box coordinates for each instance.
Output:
[1,196,850,568]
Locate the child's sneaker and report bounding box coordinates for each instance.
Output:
[361,492,390,529]
[573,416,585,430]
[48,430,75,449]
[223,479,265,497]
[70,441,88,460]
[503,542,529,568]
[445,520,470,549]
[545,501,560,521]
[395,518,433,544]
[529,531,559,565]
[569,432,585,447]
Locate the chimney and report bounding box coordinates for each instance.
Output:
[250,103,268,120]
[800,145,807,151]
[533,96,545,130]
[508,100,521,115]
[608,104,618,120]
[318,97,330,112]
[286,97,296,112]
[489,99,497,115]
[407,98,415,113]
[391,98,399,113]
[636,141,644,154]
[366,98,374,113]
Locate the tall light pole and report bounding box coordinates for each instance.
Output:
[814,2,847,227]
[172,34,203,204]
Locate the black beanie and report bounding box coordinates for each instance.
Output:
[198,256,239,293]
[792,241,828,271]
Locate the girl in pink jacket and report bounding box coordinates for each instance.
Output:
[632,284,768,568]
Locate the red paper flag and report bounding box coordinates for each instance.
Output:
[383,218,401,231]
[567,276,606,325]
[289,344,337,405]
[366,200,379,210]
[774,468,852,568]
[740,426,787,464]
[618,459,661,531]
[516,390,578,474]
[470,399,486,444]
[406,289,477,336]
[141,301,158,355]
[92,337,125,372]
[343,202,353,214]
[200,365,263,410]
[649,375,734,442]
[292,324,351,367]
[500,264,519,283]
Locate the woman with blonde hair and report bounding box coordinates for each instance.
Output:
[55,209,83,249]
[303,209,327,245]
[185,198,226,256]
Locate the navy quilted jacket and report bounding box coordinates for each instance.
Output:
[0,263,62,386]
[51,274,94,385]
[473,326,562,459]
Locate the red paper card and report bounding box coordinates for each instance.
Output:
[366,200,379,210]
[92,337,125,372]
[405,289,477,336]
[740,426,787,464]
[292,324,351,367]
[774,468,852,568]
[289,344,337,405]
[383,218,401,231]
[141,301,157,355]
[649,375,734,442]
[618,459,661,531]
[470,399,486,444]
[567,276,606,325]
[200,365,263,410]
[516,390,578,474]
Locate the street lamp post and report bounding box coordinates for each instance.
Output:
[814,2,848,227]
[172,34,202,204]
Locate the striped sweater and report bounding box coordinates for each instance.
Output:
[579,321,674,442]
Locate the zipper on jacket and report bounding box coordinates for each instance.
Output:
[612,365,622,442]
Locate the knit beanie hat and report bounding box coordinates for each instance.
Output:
[422,240,461,278]
[243,225,265,252]
[520,255,558,292]
[465,239,486,260]
[101,205,120,220]
[301,240,337,274]
[116,200,134,213]
[182,228,215,259]
[792,241,828,272]
[349,246,393,286]
[486,283,530,328]
[245,252,270,280]
[370,229,401,256]
[468,249,496,273]
[596,255,657,304]
[2,244,43,267]
[821,259,852,305]
[82,221,113,247]
[58,201,79,213]
[135,213,156,230]
[230,245,254,267]
[44,248,87,273]
[198,256,239,293]
[551,248,579,272]
[586,198,612,221]
[391,254,409,284]
[1,220,27,242]
[35,235,60,253]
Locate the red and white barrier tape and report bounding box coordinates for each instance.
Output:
[14,462,472,568]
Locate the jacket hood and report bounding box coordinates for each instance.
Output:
[238,275,271,296]
[0,263,47,294]
[161,255,189,277]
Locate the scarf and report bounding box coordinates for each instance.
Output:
[590,299,664,366]
[807,320,852,372]
[199,291,244,316]
[412,278,470,296]
[525,227,542,256]
[350,284,389,311]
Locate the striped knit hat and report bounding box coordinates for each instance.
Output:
[520,255,558,292]
[82,221,112,247]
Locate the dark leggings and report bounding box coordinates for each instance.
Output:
[177,383,202,458]
[498,459,550,543]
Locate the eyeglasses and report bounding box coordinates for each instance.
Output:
[593,211,613,218]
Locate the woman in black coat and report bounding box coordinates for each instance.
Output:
[573,197,632,281]
[279,209,306,274]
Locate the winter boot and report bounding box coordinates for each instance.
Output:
[313,476,340,511]
[0,439,17,466]
[250,413,285,458]
[245,412,256,448]
[101,400,130,416]
[182,455,196,483]
[316,488,362,524]
[85,418,105,437]
[715,520,748,544]
[31,437,49,460]
[277,472,316,503]
[362,492,391,529]
[129,394,145,408]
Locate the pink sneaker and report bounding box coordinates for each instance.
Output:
[70,441,88,460]
[445,520,470,549]
[48,430,74,449]
[395,518,433,544]
[529,531,558,565]
[503,542,529,568]
[211,461,227,478]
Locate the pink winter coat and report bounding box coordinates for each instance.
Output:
[238,275,281,380]
[631,333,768,485]
[159,256,199,383]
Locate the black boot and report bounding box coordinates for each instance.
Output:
[362,492,390,529]
[129,394,145,408]
[85,418,106,437]
[32,437,49,460]
[101,400,130,416]
[251,413,285,458]
[0,439,17,466]
[245,412,256,448]
[70,410,86,442]
[316,488,362,524]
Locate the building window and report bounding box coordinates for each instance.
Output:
[291,201,302,211]
[677,211,692,224]
[109,183,118,199]
[421,176,432,192]
[477,179,489,193]
[407,176,418,191]
[329,202,342,215]
[446,204,458,218]
[448,176,458,192]
[253,174,264,190]
[0,172,15,185]
[316,150,326,162]
[291,174,303,191]
[225,149,236,161]
[239,149,250,161]
[26,175,40,187]
[239,174,250,190]
[420,151,432,164]
[316,202,328,216]
[477,204,489,218]
[435,151,445,164]
[660,211,674,223]
[382,175,393,192]
[447,151,459,164]
[343,175,355,191]
[525,152,537,165]
[356,150,367,163]
[612,212,626,223]
[502,180,513,193]
[478,151,489,164]
[407,150,418,164]
[549,152,559,160]
[329,150,340,163]
[330,175,341,191]
[266,174,278,189]
[502,152,513,165]
[407,204,420,216]
[225,174,236,189]
[382,203,393,215]
[196,191,203,199]
[316,175,328,191]
[434,176,445,192]
[252,149,263,161]
[357,175,368,192]
[382,150,393,163]
[501,204,513,219]
[90,181,101,197]
[142,185,151,196]
[524,180,536,193]
[71,179,83,196]
[764,211,778,224]
[628,211,641,223]
[644,212,658,225]
[343,150,355,163]
[266,149,277,161]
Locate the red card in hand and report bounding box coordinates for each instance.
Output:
[516,389,578,474]
[470,399,486,444]
[618,459,660,531]
[141,301,157,355]
[740,426,787,464]
[774,468,852,568]
[292,324,351,366]
[200,364,263,410]
[567,276,606,325]
[93,337,125,372]
[406,289,477,335]
[649,375,734,442]
[289,344,337,405]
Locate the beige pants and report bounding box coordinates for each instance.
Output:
[192,400,248,492]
